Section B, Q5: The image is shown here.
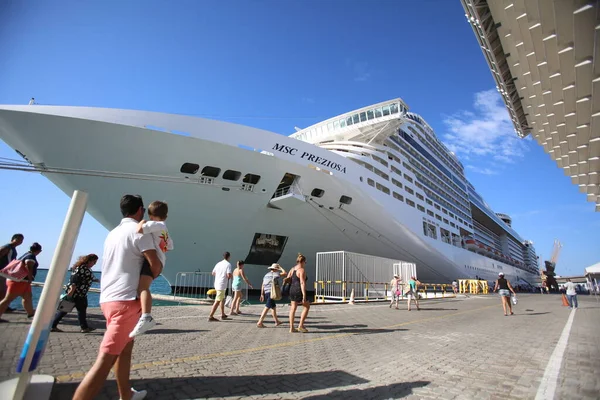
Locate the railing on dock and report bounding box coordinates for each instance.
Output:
[314,280,456,303]
[458,279,489,294]
[172,271,250,305]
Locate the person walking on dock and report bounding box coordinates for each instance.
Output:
[389,274,402,309]
[257,263,286,327]
[208,252,233,321]
[565,278,578,309]
[493,272,516,316]
[405,276,421,311]
[73,195,163,400]
[0,242,42,321]
[288,253,310,333]
[0,233,24,314]
[229,260,252,316]
[51,254,99,333]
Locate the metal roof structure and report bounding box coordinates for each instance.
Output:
[461,0,600,212]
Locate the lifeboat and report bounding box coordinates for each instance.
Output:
[465,239,478,251]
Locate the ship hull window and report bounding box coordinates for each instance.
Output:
[311,188,325,198]
[223,170,242,181]
[180,163,200,174]
[201,166,221,178]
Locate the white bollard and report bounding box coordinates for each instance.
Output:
[348,288,355,305]
[0,190,88,400]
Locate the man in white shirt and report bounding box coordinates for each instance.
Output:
[565,278,578,309]
[208,252,232,321]
[74,195,163,400]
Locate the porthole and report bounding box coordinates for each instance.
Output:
[243,173,261,184]
[201,166,221,178]
[223,170,242,181]
[340,195,352,205]
[311,188,325,198]
[360,177,363,182]
[221,187,230,191]
[180,163,199,174]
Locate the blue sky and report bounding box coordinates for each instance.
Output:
[0,0,598,276]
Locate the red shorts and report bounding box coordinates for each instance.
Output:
[99,300,141,355]
[6,280,32,295]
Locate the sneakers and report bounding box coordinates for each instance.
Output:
[119,388,147,400]
[129,316,156,338]
[81,327,97,333]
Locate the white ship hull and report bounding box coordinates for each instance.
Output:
[0,105,539,288]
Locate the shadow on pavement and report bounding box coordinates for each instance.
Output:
[303,380,431,399]
[311,325,408,335]
[520,312,551,316]
[146,328,208,334]
[50,370,370,399]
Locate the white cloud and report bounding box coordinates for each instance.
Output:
[345,59,372,82]
[442,89,529,165]
[466,165,498,175]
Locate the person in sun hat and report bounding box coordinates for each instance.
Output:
[389,274,402,309]
[257,263,286,327]
[493,272,516,316]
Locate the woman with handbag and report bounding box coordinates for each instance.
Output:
[493,272,516,316]
[0,242,42,322]
[51,254,99,333]
[256,263,286,328]
[389,274,402,309]
[288,253,310,333]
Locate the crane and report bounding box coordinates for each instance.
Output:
[541,239,562,292]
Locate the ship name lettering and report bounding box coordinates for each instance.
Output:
[300,152,346,173]
[271,143,298,155]
[271,143,347,173]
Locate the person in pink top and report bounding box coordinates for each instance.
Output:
[73,195,163,400]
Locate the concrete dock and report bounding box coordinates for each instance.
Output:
[0,294,598,399]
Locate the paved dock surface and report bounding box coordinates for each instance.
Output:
[0,294,598,399]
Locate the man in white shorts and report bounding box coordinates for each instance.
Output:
[208,252,232,321]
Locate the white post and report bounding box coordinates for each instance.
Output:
[6,190,88,400]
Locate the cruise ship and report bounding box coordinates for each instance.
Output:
[0,100,540,288]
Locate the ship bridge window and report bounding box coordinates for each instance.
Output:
[243,173,261,184]
[390,103,399,114]
[367,110,374,120]
[353,114,360,124]
[340,195,352,205]
[223,170,242,181]
[375,108,382,118]
[311,188,325,198]
[382,105,390,116]
[360,112,367,122]
[201,166,221,178]
[180,163,200,175]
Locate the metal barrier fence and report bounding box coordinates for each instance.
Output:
[313,281,456,303]
[458,279,489,294]
[172,271,250,305]
[315,251,416,303]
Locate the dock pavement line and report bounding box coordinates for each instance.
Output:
[535,308,576,400]
[54,303,496,383]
